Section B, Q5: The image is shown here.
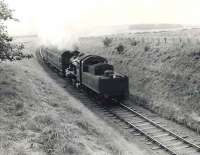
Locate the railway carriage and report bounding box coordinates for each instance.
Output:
[42,47,79,75]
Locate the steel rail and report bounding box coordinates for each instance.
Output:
[112,110,177,155]
[119,103,200,152]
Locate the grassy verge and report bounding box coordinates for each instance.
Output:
[78,29,200,133]
[0,57,145,155]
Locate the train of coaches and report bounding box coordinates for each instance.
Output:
[40,47,129,100]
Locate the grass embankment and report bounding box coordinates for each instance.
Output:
[0,56,145,155]
[79,29,200,133]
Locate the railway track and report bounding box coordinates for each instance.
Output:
[37,48,200,155]
[99,101,200,155]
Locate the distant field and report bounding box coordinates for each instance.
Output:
[78,28,200,132]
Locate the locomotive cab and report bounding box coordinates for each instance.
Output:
[82,56,108,73]
[81,55,129,100]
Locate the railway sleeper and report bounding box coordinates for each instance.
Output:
[141,120,163,125]
[135,122,151,127]
[153,133,169,138]
[119,114,137,118]
[146,129,164,135]
[165,141,183,147]
[130,120,147,124]
[140,126,157,131]
[159,136,177,142]
[112,111,133,116]
[171,144,191,150]
[114,113,135,119]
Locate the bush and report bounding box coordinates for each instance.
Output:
[0,42,30,61]
[115,43,125,54]
[130,38,138,46]
[0,0,26,61]
[164,37,167,43]
[144,45,150,51]
[103,37,112,47]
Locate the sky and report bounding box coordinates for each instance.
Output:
[5,0,200,48]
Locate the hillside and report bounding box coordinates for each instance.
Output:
[78,28,200,132]
[0,38,146,155]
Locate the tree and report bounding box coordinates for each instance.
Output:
[0,0,26,61]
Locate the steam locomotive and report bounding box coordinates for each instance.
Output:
[40,47,129,100]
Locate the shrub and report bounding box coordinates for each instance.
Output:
[144,45,150,51]
[115,43,124,54]
[130,38,138,46]
[103,37,112,47]
[164,37,167,43]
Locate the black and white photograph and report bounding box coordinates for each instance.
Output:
[1,0,200,154]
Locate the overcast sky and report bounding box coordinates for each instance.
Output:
[5,0,200,36]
